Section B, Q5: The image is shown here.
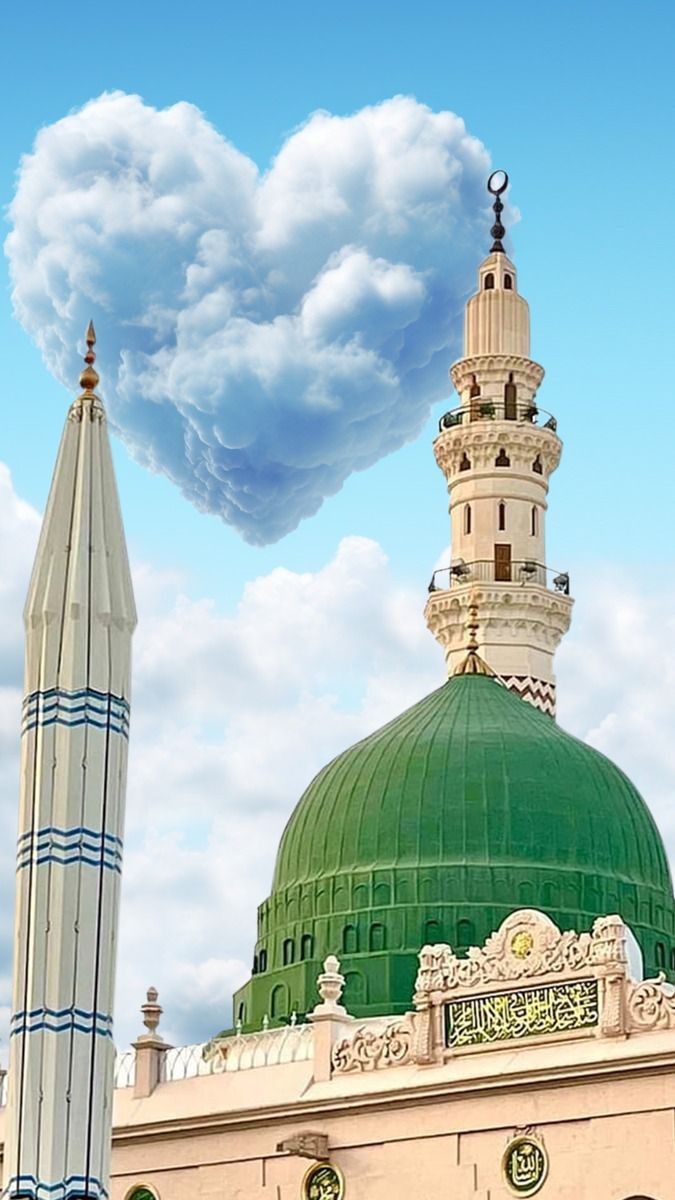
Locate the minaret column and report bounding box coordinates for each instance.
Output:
[4,327,136,1200]
[425,173,573,715]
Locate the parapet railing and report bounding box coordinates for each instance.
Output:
[438,400,557,432]
[428,559,570,595]
[111,1021,315,1089]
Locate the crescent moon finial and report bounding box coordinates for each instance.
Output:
[487,170,509,252]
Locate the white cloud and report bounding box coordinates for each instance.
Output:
[1,466,674,1049]
[6,93,491,544]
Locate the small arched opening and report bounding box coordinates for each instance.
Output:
[300,933,314,960]
[498,501,506,532]
[495,448,510,468]
[531,506,538,536]
[343,924,359,954]
[464,504,472,535]
[457,918,475,949]
[532,454,543,475]
[369,923,386,952]
[484,272,495,290]
[504,272,513,290]
[282,938,295,966]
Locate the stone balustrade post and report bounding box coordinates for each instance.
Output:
[132,987,171,1099]
[308,956,350,1082]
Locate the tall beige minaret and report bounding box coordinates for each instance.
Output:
[4,325,136,1200]
[425,172,573,714]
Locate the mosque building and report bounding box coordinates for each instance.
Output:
[2,173,675,1200]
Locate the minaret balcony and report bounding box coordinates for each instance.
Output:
[428,559,571,596]
[438,400,557,432]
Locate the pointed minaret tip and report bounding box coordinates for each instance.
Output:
[487,169,509,253]
[78,319,100,396]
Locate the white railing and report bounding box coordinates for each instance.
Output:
[114,1048,137,1089]
[161,1042,227,1082]
[214,1022,313,1071]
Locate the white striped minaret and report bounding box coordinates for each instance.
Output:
[4,325,136,1200]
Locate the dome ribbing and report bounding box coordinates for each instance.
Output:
[233,675,674,1029]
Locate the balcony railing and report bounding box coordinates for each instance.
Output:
[428,559,570,595]
[438,400,557,433]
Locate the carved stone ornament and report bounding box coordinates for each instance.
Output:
[502,1132,548,1197]
[626,973,675,1031]
[331,1017,414,1073]
[413,910,627,1005]
[303,1162,344,1200]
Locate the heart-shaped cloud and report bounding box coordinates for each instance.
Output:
[7,93,491,543]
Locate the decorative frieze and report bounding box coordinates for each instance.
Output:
[332,1017,414,1073]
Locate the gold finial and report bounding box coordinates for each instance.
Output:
[453,600,495,676]
[78,320,100,394]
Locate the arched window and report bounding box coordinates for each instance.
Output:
[498,502,506,531]
[282,938,295,965]
[457,918,475,948]
[344,971,367,1007]
[459,451,471,472]
[464,504,472,535]
[258,948,268,972]
[531,506,538,536]
[369,923,386,952]
[237,1001,245,1025]
[495,448,510,467]
[300,933,314,960]
[425,919,442,943]
[504,376,517,420]
[504,272,513,289]
[343,924,359,954]
[532,454,543,475]
[252,954,258,975]
[656,942,666,969]
[270,983,289,1019]
[126,1188,157,1200]
[484,272,495,290]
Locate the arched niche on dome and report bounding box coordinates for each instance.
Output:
[343,924,359,954]
[369,923,386,952]
[300,933,314,960]
[425,919,442,943]
[457,918,475,949]
[518,880,535,906]
[420,876,438,902]
[316,888,329,915]
[344,970,367,1007]
[542,879,559,906]
[286,896,298,922]
[269,983,289,1020]
[373,880,391,906]
[353,882,369,909]
[334,883,349,912]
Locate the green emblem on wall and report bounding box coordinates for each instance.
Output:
[447,977,599,1047]
[303,1163,344,1200]
[503,1135,548,1195]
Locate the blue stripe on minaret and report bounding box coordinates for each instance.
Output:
[5,1176,109,1200]
[15,828,123,874]
[10,1008,114,1039]
[21,688,130,739]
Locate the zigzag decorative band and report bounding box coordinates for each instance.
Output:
[4,1176,108,1200]
[10,1007,114,1039]
[16,827,123,874]
[22,688,130,740]
[500,674,556,716]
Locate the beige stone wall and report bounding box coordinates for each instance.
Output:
[102,1056,675,1200]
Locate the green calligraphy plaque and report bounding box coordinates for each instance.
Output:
[447,977,599,1048]
[303,1164,344,1200]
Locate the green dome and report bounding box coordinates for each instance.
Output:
[234,674,674,1029]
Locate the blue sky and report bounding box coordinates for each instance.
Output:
[1,1,675,1045]
[3,0,675,601]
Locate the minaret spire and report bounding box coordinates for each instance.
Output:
[4,327,136,1200]
[426,174,573,715]
[487,169,508,252]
